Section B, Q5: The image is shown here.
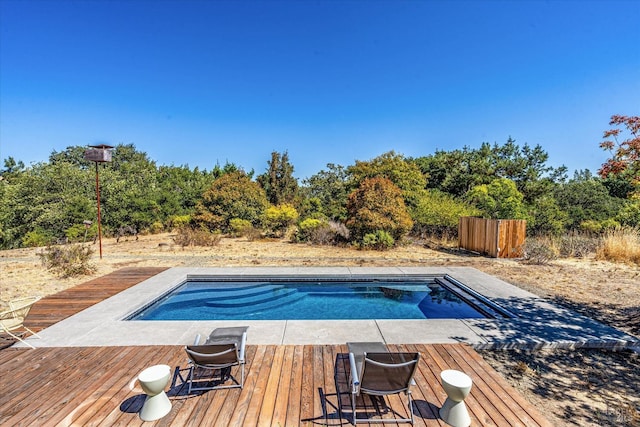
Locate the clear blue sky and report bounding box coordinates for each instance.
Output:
[1,0,639,179]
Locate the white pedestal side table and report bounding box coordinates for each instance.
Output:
[138,364,172,421]
[439,369,473,427]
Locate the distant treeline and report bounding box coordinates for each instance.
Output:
[1,117,638,250]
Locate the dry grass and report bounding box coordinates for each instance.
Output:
[597,226,640,265]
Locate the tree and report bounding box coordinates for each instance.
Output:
[412,190,480,238]
[616,199,640,227]
[1,157,25,179]
[49,146,90,169]
[554,172,624,230]
[98,145,160,233]
[526,195,569,236]
[598,114,640,197]
[412,139,566,203]
[156,165,216,218]
[0,144,256,248]
[466,178,527,219]
[348,151,426,208]
[194,170,269,232]
[0,160,95,248]
[491,139,567,202]
[43,144,165,234]
[211,161,245,179]
[346,177,413,243]
[257,151,298,206]
[300,163,349,221]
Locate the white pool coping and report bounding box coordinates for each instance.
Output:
[18,267,640,350]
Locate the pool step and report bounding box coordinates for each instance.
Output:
[179,282,268,294]
[153,284,306,315]
[197,285,288,302]
[223,293,308,316]
[205,288,299,308]
[154,284,285,306]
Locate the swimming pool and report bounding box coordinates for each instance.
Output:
[127,276,511,320]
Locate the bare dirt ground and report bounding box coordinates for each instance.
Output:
[1,232,639,426]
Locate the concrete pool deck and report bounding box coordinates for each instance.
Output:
[19,267,640,350]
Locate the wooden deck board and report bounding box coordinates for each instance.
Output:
[22,267,168,332]
[0,268,553,426]
[272,345,295,424]
[285,345,305,426]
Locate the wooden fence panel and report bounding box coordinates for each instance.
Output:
[458,217,526,258]
[497,218,527,258]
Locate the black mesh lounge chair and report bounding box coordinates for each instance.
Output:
[346,342,420,425]
[184,326,248,393]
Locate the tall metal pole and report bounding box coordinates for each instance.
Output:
[95,162,103,259]
[85,144,112,259]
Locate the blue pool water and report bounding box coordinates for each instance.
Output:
[128,280,487,320]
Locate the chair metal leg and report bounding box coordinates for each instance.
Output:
[23,326,41,339]
[349,392,415,425]
[185,364,244,393]
[408,391,414,425]
[240,363,244,388]
[351,392,358,425]
[186,366,195,394]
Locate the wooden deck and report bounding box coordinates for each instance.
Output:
[0,343,552,426]
[0,268,553,426]
[24,267,168,332]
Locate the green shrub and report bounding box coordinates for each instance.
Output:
[22,230,52,247]
[229,218,261,240]
[168,215,191,229]
[172,227,222,247]
[579,219,620,234]
[616,199,640,227]
[580,220,603,234]
[149,221,164,234]
[412,189,480,239]
[298,217,322,230]
[296,218,324,242]
[229,218,253,237]
[263,203,299,237]
[361,230,395,251]
[38,244,95,277]
[600,218,621,230]
[64,224,85,242]
[64,223,98,243]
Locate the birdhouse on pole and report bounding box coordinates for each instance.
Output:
[84,144,113,259]
[84,144,114,162]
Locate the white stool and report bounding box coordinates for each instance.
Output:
[439,369,473,427]
[138,364,172,421]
